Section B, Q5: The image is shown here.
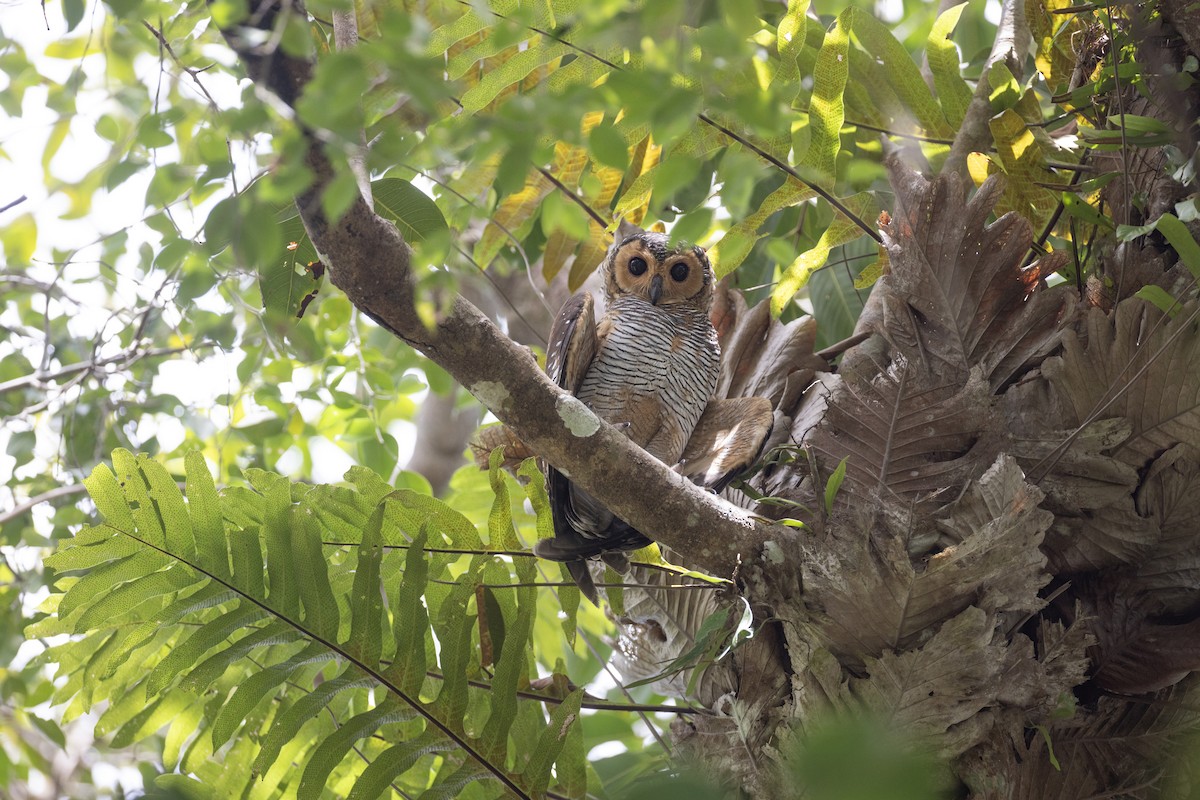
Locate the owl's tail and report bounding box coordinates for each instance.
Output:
[565,560,599,605]
[534,525,649,606]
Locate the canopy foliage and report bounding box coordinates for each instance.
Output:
[3,0,1200,798]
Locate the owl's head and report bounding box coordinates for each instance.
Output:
[602,219,713,310]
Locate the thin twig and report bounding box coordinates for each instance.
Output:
[0,344,210,395]
[0,484,90,526]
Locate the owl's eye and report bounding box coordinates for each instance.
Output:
[628,257,648,276]
[670,262,690,282]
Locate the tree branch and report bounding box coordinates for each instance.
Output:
[0,484,89,526]
[0,345,207,396]
[943,0,1029,180]
[214,1,787,581]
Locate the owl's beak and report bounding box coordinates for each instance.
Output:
[649,275,663,305]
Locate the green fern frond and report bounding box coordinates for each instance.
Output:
[40,449,585,799]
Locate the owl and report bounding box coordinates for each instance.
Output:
[533,220,774,602]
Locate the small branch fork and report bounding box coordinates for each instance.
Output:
[212,1,787,583]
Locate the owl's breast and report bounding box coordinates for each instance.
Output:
[576,299,719,464]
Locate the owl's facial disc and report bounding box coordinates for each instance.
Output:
[610,237,710,306]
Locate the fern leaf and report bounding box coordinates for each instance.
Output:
[802,7,852,187]
[461,41,570,112]
[185,451,229,580]
[219,485,264,530]
[518,458,579,640]
[422,759,497,800]
[58,549,171,619]
[388,527,431,697]
[479,565,534,762]
[427,9,488,58]
[290,506,340,642]
[163,701,205,770]
[988,109,1060,232]
[100,585,235,680]
[433,570,480,731]
[850,9,951,137]
[475,172,554,268]
[847,607,997,753]
[251,671,376,777]
[773,0,811,102]
[486,449,521,552]
[296,698,412,800]
[521,689,583,796]
[710,179,813,278]
[257,472,301,617]
[304,483,372,542]
[771,191,879,316]
[136,453,197,561]
[228,527,266,599]
[110,692,191,749]
[45,528,140,570]
[112,450,167,548]
[926,3,972,128]
[74,563,200,633]
[348,501,385,668]
[145,603,268,695]
[180,619,306,694]
[393,489,484,550]
[345,729,453,800]
[210,640,330,749]
[82,462,135,538]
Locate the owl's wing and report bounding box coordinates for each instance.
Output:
[676,397,775,491]
[545,292,598,394]
[536,292,609,603]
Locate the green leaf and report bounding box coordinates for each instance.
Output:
[774,0,811,101]
[372,177,450,259]
[345,730,453,800]
[824,456,849,515]
[852,8,950,136]
[137,454,195,561]
[772,192,879,316]
[1062,192,1115,231]
[63,0,85,30]
[388,528,431,696]
[260,472,301,617]
[58,550,171,619]
[180,619,304,694]
[73,564,200,633]
[251,672,374,776]
[459,41,569,113]
[228,527,266,600]
[145,604,267,695]
[1134,286,1182,317]
[1117,213,1200,280]
[293,507,340,642]
[348,501,385,668]
[589,121,629,171]
[296,699,412,800]
[522,689,583,795]
[185,452,229,580]
[210,641,328,748]
[926,3,972,127]
[801,8,852,186]
[112,449,166,549]
[83,463,135,537]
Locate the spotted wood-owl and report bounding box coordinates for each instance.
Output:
[533,220,774,602]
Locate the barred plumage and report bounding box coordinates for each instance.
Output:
[533,221,722,601]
